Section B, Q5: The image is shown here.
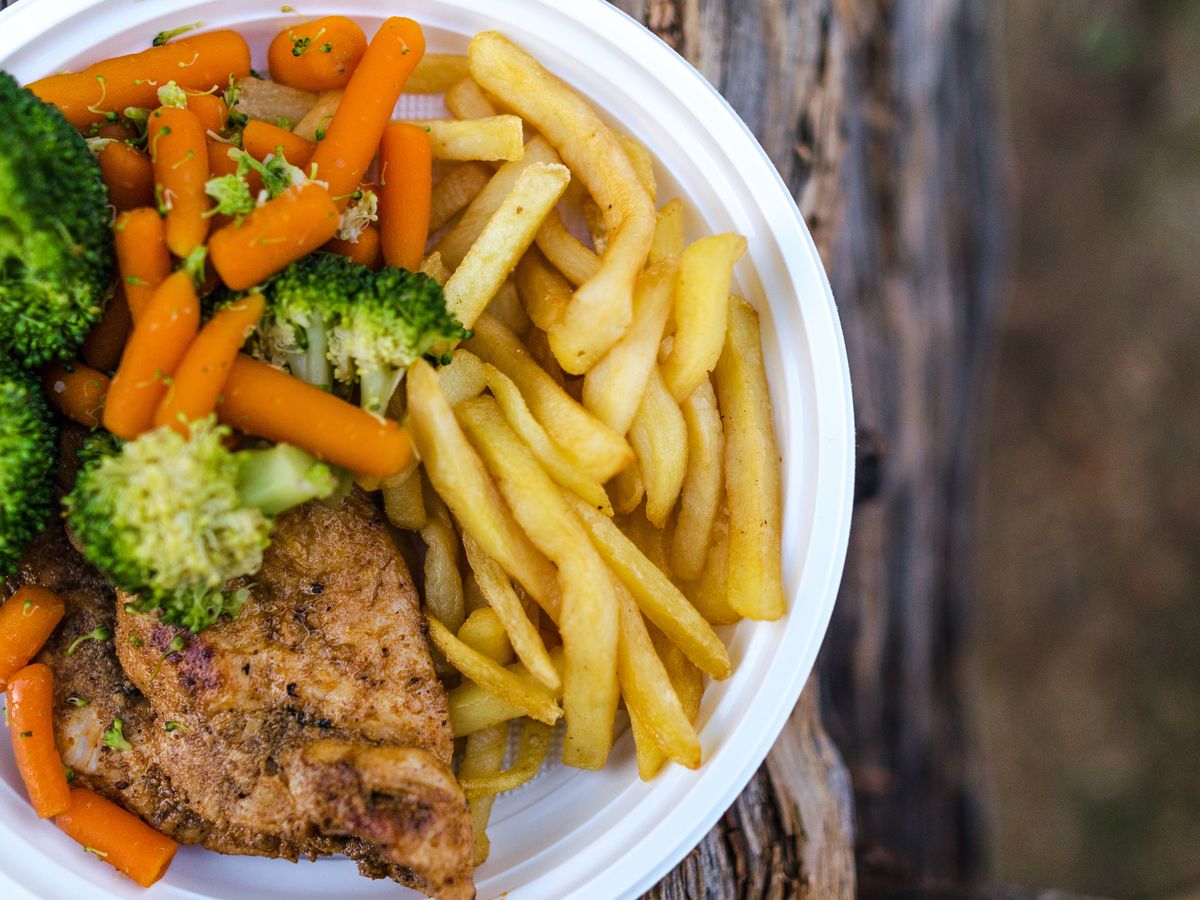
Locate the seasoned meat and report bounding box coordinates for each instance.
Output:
[8,492,474,899]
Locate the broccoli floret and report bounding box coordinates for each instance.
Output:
[203,147,306,224]
[0,72,114,366]
[336,188,378,243]
[65,419,337,632]
[0,361,56,575]
[156,81,189,110]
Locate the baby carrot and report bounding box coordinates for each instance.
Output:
[324,224,382,269]
[378,122,432,271]
[0,588,65,687]
[208,181,340,290]
[103,272,199,440]
[148,107,211,258]
[56,789,179,887]
[207,141,264,197]
[218,355,413,478]
[186,91,228,135]
[308,17,426,206]
[80,289,133,373]
[114,208,172,322]
[268,16,368,92]
[242,119,315,169]
[96,142,154,211]
[155,294,265,433]
[7,663,71,819]
[27,31,251,130]
[42,361,110,429]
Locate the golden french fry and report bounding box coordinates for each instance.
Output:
[467,314,634,484]
[449,649,564,737]
[405,53,471,94]
[634,625,705,779]
[648,198,686,265]
[427,616,562,726]
[292,88,342,141]
[234,79,317,130]
[583,262,675,435]
[463,529,560,690]
[457,607,514,665]
[457,396,619,770]
[459,724,506,865]
[405,116,525,162]
[419,251,450,286]
[436,348,488,406]
[437,137,562,268]
[661,234,748,401]
[429,162,493,232]
[443,162,571,329]
[670,380,725,580]
[470,32,657,373]
[421,485,465,633]
[564,492,730,679]
[534,209,601,288]
[617,132,657,204]
[382,467,427,531]
[525,328,569,390]
[616,582,700,769]
[463,571,489,614]
[713,296,785,620]
[487,279,531,337]
[407,359,560,616]
[459,717,552,799]
[445,77,499,119]
[608,463,644,516]
[619,507,671,575]
[629,367,688,527]
[483,363,613,515]
[688,510,741,626]
[515,246,572,333]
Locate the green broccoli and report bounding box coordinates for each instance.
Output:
[203,147,307,222]
[0,72,114,366]
[65,419,337,632]
[0,361,56,575]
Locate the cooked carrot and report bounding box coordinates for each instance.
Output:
[56,788,179,887]
[378,122,432,271]
[27,31,251,130]
[324,224,383,269]
[208,181,340,290]
[206,140,264,197]
[80,289,133,372]
[103,272,199,440]
[42,362,110,429]
[114,208,172,322]
[242,119,316,169]
[148,107,211,258]
[96,122,136,141]
[185,91,227,135]
[155,294,265,433]
[308,17,426,206]
[218,355,413,478]
[7,663,71,818]
[96,142,154,211]
[268,16,368,92]
[0,588,65,688]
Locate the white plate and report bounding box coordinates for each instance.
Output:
[0,1,854,897]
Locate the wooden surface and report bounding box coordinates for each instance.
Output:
[611,1,1006,896]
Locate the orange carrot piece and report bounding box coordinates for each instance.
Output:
[7,663,71,819]
[27,31,251,130]
[42,362,110,429]
[0,588,65,688]
[114,208,172,323]
[308,17,426,206]
[155,294,265,433]
[378,122,433,271]
[218,355,413,478]
[80,289,133,373]
[268,16,368,92]
[96,142,154,211]
[206,140,264,198]
[186,91,228,135]
[56,788,179,887]
[103,272,200,440]
[324,224,383,269]
[208,181,341,290]
[148,107,211,258]
[242,119,315,169]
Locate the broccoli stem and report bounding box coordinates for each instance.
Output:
[284,319,333,392]
[359,366,405,417]
[235,444,337,517]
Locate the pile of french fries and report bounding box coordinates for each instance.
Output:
[240,32,785,865]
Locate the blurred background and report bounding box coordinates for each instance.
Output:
[976,0,1200,895]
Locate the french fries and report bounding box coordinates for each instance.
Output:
[443,162,571,329]
[628,367,688,527]
[429,162,493,232]
[688,511,741,626]
[617,133,657,203]
[292,87,342,141]
[457,397,620,770]
[487,279,532,338]
[449,649,564,737]
[382,467,427,530]
[436,348,488,406]
[445,78,499,120]
[407,116,525,162]
[713,296,786,620]
[233,78,317,130]
[405,53,472,94]
[515,246,572,333]
[608,464,644,516]
[670,380,725,580]
[457,607,514,666]
[467,314,634,484]
[662,234,747,401]
[421,486,466,633]
[534,209,601,287]
[460,725,506,864]
[419,251,451,286]
[648,198,686,264]
[470,32,657,373]
[633,627,706,779]
[458,718,552,799]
